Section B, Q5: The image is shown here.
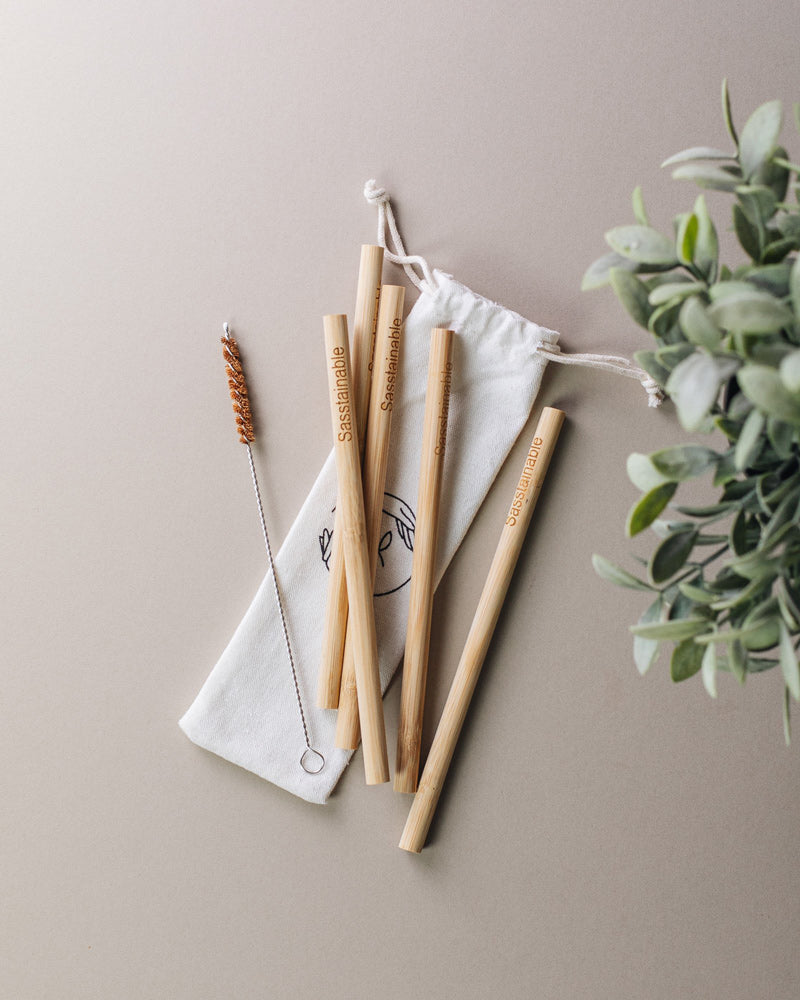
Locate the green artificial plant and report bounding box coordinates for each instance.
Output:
[587,81,800,741]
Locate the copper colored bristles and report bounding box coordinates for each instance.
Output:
[221,329,255,444]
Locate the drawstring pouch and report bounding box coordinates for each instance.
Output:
[179,181,660,804]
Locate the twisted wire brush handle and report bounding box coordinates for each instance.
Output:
[221,324,324,775]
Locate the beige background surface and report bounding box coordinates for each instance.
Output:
[3,3,799,998]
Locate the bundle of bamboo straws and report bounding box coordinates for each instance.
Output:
[314,245,564,852]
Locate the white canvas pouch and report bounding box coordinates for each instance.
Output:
[179,181,660,804]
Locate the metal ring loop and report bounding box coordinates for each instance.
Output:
[300,747,325,774]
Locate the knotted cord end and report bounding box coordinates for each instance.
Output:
[362,178,436,293]
[364,179,388,205]
[641,375,665,408]
[536,342,664,409]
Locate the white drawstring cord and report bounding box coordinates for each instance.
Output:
[536,343,664,407]
[363,179,663,408]
[363,180,436,293]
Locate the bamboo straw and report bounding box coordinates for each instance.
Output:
[399,406,565,851]
[394,328,455,792]
[317,246,384,708]
[335,286,406,749]
[323,314,389,784]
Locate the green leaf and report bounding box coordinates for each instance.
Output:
[779,350,800,392]
[652,519,694,539]
[655,342,695,370]
[670,638,705,681]
[716,416,744,440]
[626,482,677,537]
[605,225,678,266]
[592,554,653,591]
[708,280,759,301]
[743,261,792,297]
[668,589,697,622]
[675,501,736,517]
[760,491,800,551]
[777,215,800,241]
[632,618,709,641]
[738,364,800,424]
[742,615,780,652]
[693,619,778,649]
[735,408,766,470]
[648,301,681,340]
[791,255,800,319]
[729,640,747,684]
[767,417,794,459]
[707,289,794,333]
[632,350,669,387]
[650,443,718,481]
[626,452,670,492]
[784,685,792,745]
[609,268,652,328]
[736,185,778,224]
[633,597,663,676]
[729,508,750,556]
[679,295,721,349]
[676,213,699,266]
[762,473,799,510]
[722,78,738,147]
[693,194,719,281]
[778,620,800,700]
[733,202,762,261]
[727,551,781,585]
[713,451,739,486]
[739,100,783,180]
[671,163,741,191]
[762,237,797,264]
[678,581,718,604]
[648,280,705,307]
[709,575,770,612]
[692,534,728,546]
[747,657,778,673]
[581,252,638,291]
[750,341,795,367]
[661,146,734,167]
[778,578,800,631]
[665,353,725,431]
[631,185,649,226]
[702,641,718,698]
[649,528,698,585]
[755,150,790,203]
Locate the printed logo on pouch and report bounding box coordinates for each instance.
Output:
[506,436,544,526]
[319,492,416,596]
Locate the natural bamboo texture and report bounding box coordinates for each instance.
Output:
[394,328,455,791]
[335,285,406,749]
[323,314,389,784]
[317,245,384,708]
[399,406,565,852]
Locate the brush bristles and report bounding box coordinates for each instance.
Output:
[221,333,255,444]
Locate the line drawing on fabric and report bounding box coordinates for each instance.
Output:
[319,492,415,596]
